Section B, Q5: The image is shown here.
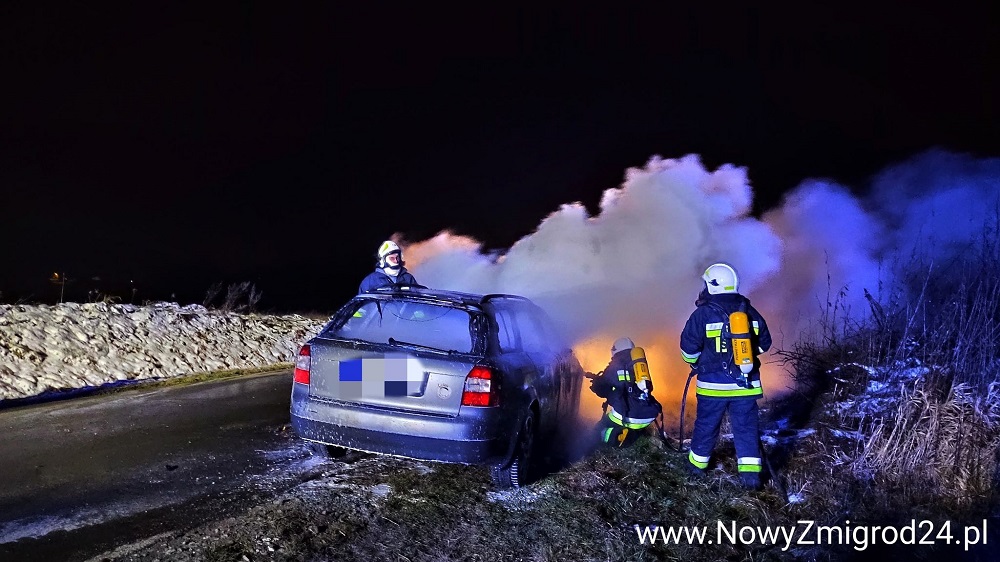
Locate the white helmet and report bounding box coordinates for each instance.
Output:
[702,263,739,295]
[611,337,634,355]
[377,240,403,273]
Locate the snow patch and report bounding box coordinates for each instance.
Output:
[828,428,863,440]
[0,302,325,402]
[0,491,197,544]
[487,483,551,510]
[787,492,806,504]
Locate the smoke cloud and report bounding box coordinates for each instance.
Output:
[402,150,1000,422]
[869,149,1000,261]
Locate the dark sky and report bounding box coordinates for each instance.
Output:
[2,5,998,312]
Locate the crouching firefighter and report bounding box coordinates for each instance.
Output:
[588,337,662,448]
[680,263,772,490]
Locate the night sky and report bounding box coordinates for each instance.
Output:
[2,5,998,312]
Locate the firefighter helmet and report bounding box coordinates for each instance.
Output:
[377,240,403,271]
[703,263,739,295]
[611,337,634,355]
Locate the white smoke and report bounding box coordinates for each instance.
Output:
[409,155,781,340]
[756,180,887,343]
[757,149,1000,344]
[402,149,999,406]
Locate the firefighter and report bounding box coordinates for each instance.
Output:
[680,263,772,490]
[358,240,420,293]
[589,337,662,448]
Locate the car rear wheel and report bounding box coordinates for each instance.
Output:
[491,413,535,489]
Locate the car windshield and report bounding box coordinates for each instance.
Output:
[325,299,476,353]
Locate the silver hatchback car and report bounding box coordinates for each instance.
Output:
[289,287,584,488]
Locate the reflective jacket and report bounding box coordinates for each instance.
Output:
[358,267,420,293]
[590,349,661,426]
[679,292,772,398]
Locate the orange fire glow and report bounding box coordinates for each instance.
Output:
[572,335,695,431]
[572,335,786,437]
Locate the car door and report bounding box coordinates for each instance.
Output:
[532,311,582,421]
[510,304,559,430]
[492,306,537,413]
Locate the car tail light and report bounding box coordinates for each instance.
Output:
[462,365,498,407]
[293,345,311,385]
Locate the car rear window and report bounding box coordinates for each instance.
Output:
[325,299,476,353]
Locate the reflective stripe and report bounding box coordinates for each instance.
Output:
[607,407,655,428]
[738,457,761,466]
[688,450,709,469]
[681,350,700,364]
[758,347,766,353]
[705,322,723,338]
[695,381,764,398]
[697,380,761,391]
[601,428,614,443]
[738,463,762,473]
[751,320,760,335]
[617,369,630,382]
[697,388,763,397]
[689,451,710,463]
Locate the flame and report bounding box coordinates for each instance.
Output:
[572,334,786,436]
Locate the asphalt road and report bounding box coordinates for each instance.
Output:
[0,370,316,561]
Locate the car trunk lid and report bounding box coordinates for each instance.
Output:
[307,339,477,417]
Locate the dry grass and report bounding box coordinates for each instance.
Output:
[772,223,1000,523]
[856,381,1000,505]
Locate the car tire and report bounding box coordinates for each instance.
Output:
[491,413,536,489]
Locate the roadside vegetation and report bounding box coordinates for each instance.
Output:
[203,281,264,313]
[762,223,1000,558]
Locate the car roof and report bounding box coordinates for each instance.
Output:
[360,286,532,308]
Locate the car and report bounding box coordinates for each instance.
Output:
[289,286,585,488]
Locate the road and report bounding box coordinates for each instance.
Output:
[0,370,318,561]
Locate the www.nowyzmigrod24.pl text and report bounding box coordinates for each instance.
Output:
[635,519,988,552]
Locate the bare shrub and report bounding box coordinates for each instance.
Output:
[221,281,249,312]
[217,281,262,313]
[203,282,223,308]
[246,284,263,313]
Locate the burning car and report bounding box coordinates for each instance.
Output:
[289,287,584,488]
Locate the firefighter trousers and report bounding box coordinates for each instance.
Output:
[687,396,762,488]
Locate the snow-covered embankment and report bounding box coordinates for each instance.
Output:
[0,302,326,402]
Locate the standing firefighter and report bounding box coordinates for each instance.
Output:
[589,337,662,447]
[680,263,772,490]
[359,240,420,293]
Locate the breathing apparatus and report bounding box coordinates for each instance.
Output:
[611,337,653,400]
[729,310,754,382]
[630,347,653,400]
